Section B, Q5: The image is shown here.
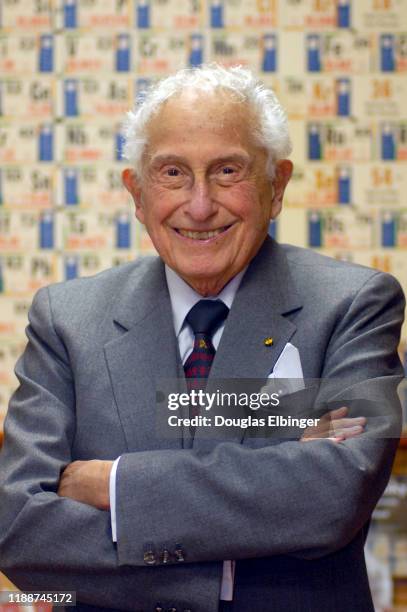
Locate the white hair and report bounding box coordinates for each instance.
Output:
[122,64,292,179]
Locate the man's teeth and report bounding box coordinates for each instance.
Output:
[177,227,228,240]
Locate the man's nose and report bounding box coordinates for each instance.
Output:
[185,178,217,222]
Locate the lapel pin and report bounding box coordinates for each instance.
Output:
[264,337,274,346]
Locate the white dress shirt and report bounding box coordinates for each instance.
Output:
[110,264,304,601]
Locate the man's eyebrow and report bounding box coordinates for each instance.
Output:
[149,152,251,166]
[210,153,251,165]
[149,154,188,166]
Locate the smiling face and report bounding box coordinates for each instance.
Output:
[123,90,293,296]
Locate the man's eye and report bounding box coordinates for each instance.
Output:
[222,167,235,175]
[166,168,180,177]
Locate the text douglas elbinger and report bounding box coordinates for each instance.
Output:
[166,390,320,430]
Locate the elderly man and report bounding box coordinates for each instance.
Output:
[0,65,404,612]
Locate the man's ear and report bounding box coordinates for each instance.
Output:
[270,159,293,219]
[122,168,145,224]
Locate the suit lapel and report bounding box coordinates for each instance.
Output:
[104,258,191,451]
[193,237,303,449]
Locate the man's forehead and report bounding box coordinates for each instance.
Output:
[147,89,255,134]
[144,90,260,159]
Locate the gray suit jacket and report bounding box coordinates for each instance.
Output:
[0,237,405,612]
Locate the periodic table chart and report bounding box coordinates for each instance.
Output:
[0,0,407,426]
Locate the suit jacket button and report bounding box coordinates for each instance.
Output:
[161,548,171,564]
[174,544,185,562]
[154,605,163,612]
[144,549,157,565]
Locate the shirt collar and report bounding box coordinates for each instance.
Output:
[165,265,247,337]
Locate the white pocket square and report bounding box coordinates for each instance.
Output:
[265,342,305,396]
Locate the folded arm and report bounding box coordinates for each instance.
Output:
[0,287,222,611]
[113,271,404,565]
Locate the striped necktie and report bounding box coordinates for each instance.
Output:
[184,299,230,383]
[183,300,229,430]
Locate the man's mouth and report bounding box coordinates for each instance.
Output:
[174,225,233,240]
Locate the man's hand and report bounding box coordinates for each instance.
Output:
[57,460,113,510]
[301,407,366,443]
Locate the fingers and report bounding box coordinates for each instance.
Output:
[57,461,86,497]
[329,416,366,438]
[318,406,348,426]
[301,407,366,443]
[332,417,366,428]
[302,434,345,443]
[57,460,112,510]
[332,424,364,440]
[60,460,84,476]
[327,406,348,419]
[328,435,345,444]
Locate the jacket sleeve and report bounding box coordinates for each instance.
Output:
[114,271,405,566]
[0,287,222,611]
